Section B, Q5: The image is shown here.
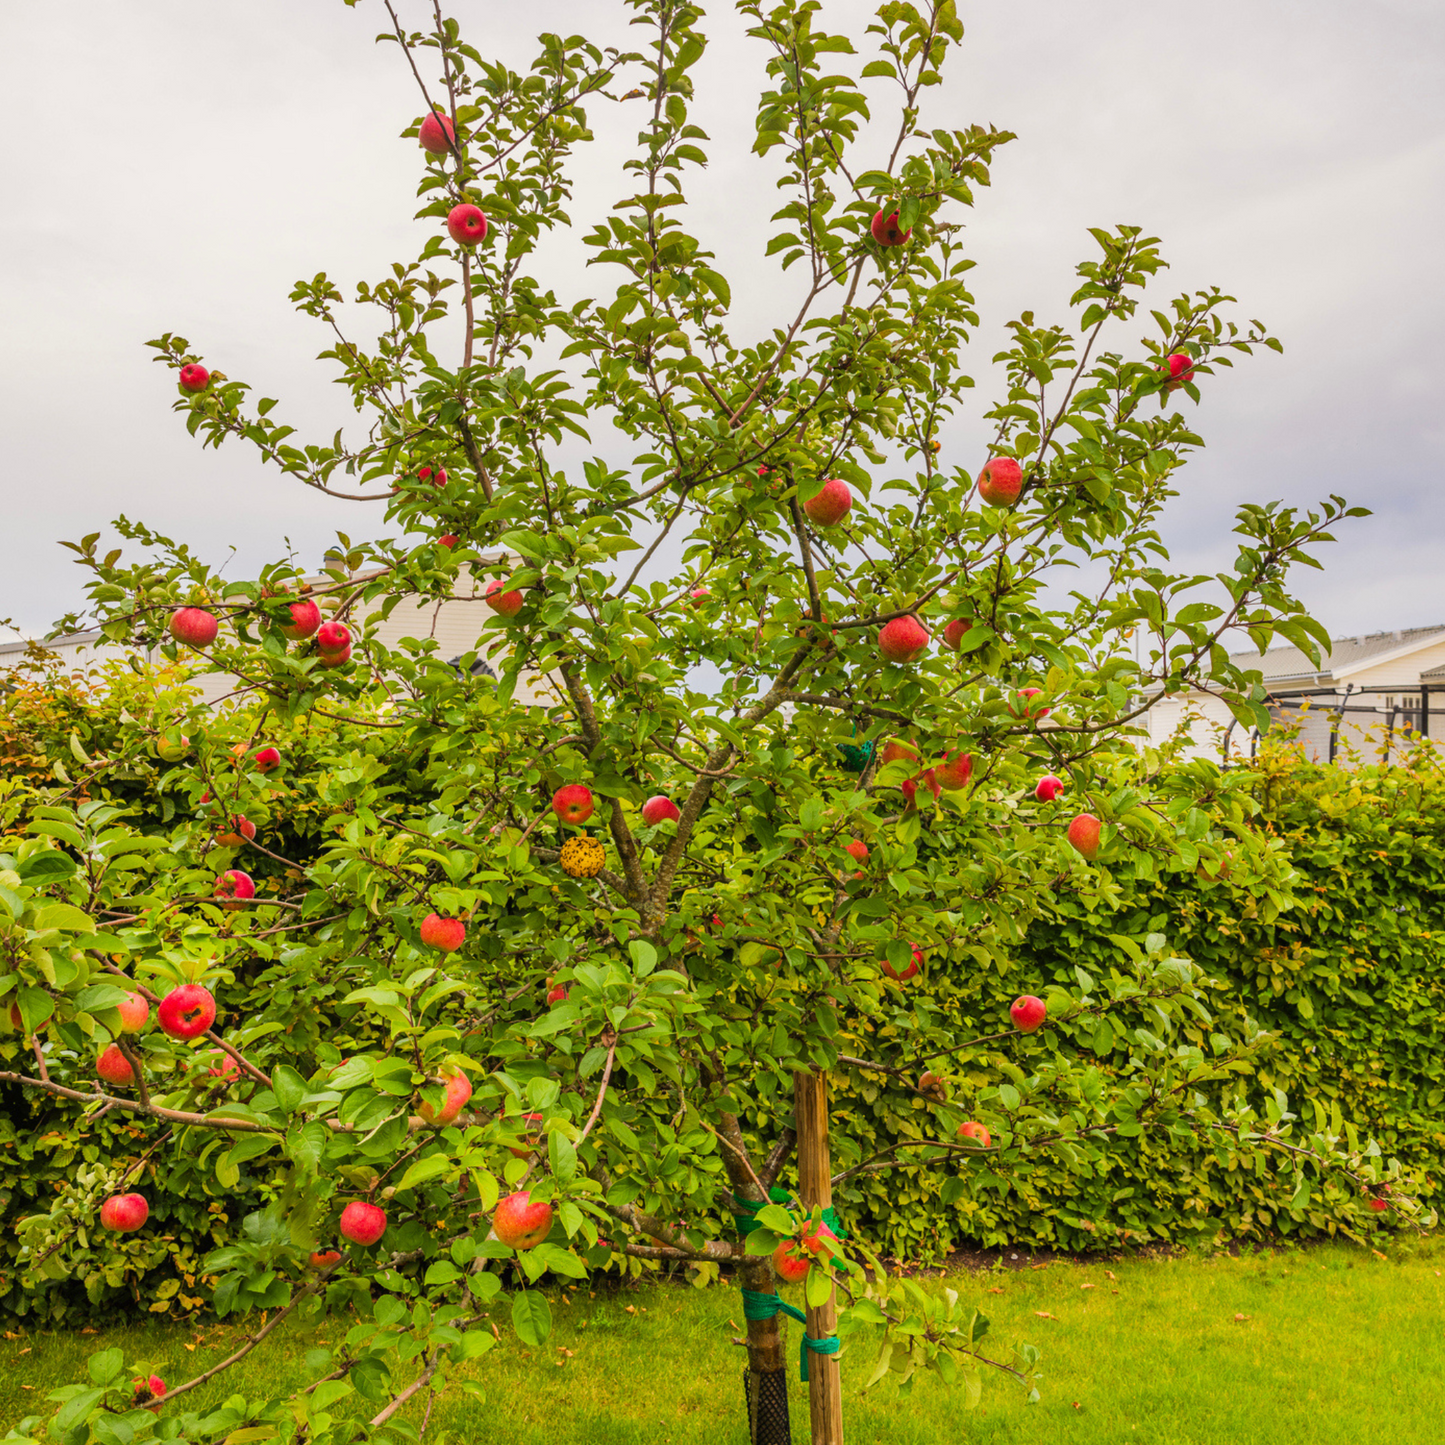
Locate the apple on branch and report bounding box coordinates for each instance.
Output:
[169,608,218,650]
[552,784,594,826]
[339,1201,387,1246]
[878,616,930,664]
[641,795,680,825]
[420,913,466,953]
[100,1193,149,1232]
[802,478,852,526]
[494,1191,553,1250]
[976,458,1022,507]
[158,984,217,1040]
[1010,994,1047,1033]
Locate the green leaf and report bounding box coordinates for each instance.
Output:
[272,1065,307,1114]
[511,1289,552,1346]
[399,1152,454,1192]
[548,1130,577,1185]
[87,1348,124,1386]
[805,1264,835,1308]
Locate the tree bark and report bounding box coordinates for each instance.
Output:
[795,1070,844,1445]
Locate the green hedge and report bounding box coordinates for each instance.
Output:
[825,742,1445,1260]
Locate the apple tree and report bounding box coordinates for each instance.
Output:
[1,3,1413,1444]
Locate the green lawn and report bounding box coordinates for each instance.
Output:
[3,1241,1443,1444]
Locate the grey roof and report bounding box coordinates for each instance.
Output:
[1231,625,1445,688]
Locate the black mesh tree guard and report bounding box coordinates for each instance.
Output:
[744,1367,792,1445]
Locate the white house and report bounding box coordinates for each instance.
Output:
[1146,624,1445,763]
[0,559,557,709]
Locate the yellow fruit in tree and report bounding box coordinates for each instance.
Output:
[560,836,606,879]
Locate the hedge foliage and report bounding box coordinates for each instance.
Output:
[2,667,1439,1322]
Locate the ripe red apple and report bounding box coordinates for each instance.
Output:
[844,839,869,866]
[803,478,852,526]
[870,210,912,246]
[419,913,466,953]
[169,607,218,649]
[1010,994,1047,1033]
[339,1200,387,1246]
[935,750,972,791]
[277,599,322,640]
[253,746,282,773]
[100,1193,149,1232]
[1067,813,1101,860]
[878,616,930,664]
[133,1374,166,1410]
[772,1237,813,1282]
[447,203,488,245]
[546,983,569,1005]
[1035,774,1065,803]
[97,1044,135,1086]
[438,534,459,548]
[1162,351,1195,391]
[308,1249,342,1271]
[957,1120,991,1148]
[641,795,680,826]
[881,740,920,769]
[214,869,255,909]
[318,646,352,669]
[689,586,710,609]
[919,1071,949,1102]
[552,784,594,826]
[882,946,923,982]
[316,621,351,654]
[215,815,256,848]
[1009,687,1052,721]
[158,984,216,1040]
[418,110,455,155]
[976,458,1023,507]
[485,579,524,617]
[418,1068,472,1127]
[1368,1197,1389,1213]
[116,992,149,1033]
[508,1112,545,1159]
[416,466,448,487]
[207,1053,240,1082]
[942,618,973,651]
[494,1191,553,1250]
[6,1002,46,1034]
[178,363,210,393]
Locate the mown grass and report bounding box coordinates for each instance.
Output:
[3,1240,1443,1444]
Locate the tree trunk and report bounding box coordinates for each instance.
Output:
[794,1069,844,1445]
[718,1112,792,1444]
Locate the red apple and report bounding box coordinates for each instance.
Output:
[882,946,923,982]
[494,1191,553,1250]
[1035,774,1065,803]
[418,110,455,155]
[318,646,352,669]
[215,816,256,848]
[308,1249,342,1271]
[133,1374,166,1409]
[178,364,210,393]
[485,579,524,617]
[169,608,218,649]
[100,1193,149,1232]
[214,869,255,909]
[1067,813,1101,860]
[870,210,912,246]
[803,478,852,527]
[689,586,710,609]
[316,621,351,654]
[1162,351,1195,392]
[339,1200,387,1246]
[419,913,466,953]
[447,204,488,246]
[1009,687,1051,721]
[844,838,869,866]
[158,984,216,1040]
[1368,1197,1389,1213]
[878,616,930,664]
[772,1237,813,1282]
[207,1053,240,1082]
[976,458,1023,507]
[935,750,972,791]
[641,795,680,826]
[277,599,322,640]
[1010,994,1047,1033]
[116,992,149,1033]
[6,1002,46,1034]
[957,1120,991,1148]
[546,983,569,1005]
[418,1068,472,1127]
[416,466,448,487]
[438,534,459,548]
[942,618,973,651]
[507,1112,545,1159]
[253,746,282,773]
[919,1071,949,1102]
[552,784,594,826]
[96,1044,135,1086]
[881,740,920,768]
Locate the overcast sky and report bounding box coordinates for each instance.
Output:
[1,1,1441,645]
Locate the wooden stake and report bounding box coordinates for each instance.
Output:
[794,1069,844,1445]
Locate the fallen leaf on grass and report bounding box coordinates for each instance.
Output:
[1072,1402,1082,1410]
[1080,1284,1095,1291]
[1105,1270,1116,1281]
[728,1318,740,1330]
[987,1287,1005,1295]
[1234,1313,1251,1322]
[625,1305,637,1314]
[1034,1311,1058,1320]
